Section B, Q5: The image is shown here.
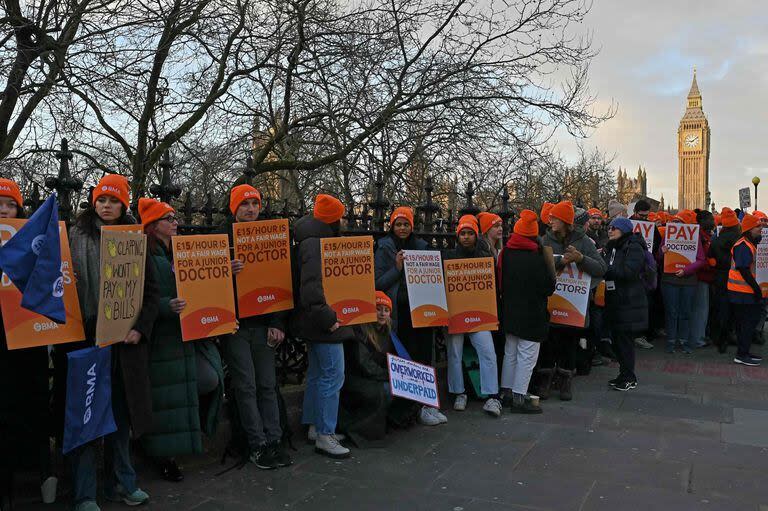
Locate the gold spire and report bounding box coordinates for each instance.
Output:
[688,67,701,99]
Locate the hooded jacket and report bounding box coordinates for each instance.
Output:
[603,232,648,332]
[289,215,355,343]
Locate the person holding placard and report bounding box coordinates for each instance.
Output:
[291,194,355,459]
[710,208,741,353]
[138,198,224,482]
[0,179,55,510]
[728,213,765,366]
[374,206,447,427]
[498,210,556,413]
[539,201,606,401]
[602,218,648,392]
[58,175,158,511]
[443,215,502,416]
[660,209,703,354]
[218,184,291,470]
[689,210,715,349]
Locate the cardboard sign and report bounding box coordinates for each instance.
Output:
[0,220,85,349]
[663,223,699,273]
[739,187,751,210]
[631,220,655,252]
[403,250,449,327]
[320,235,376,326]
[101,225,143,233]
[756,228,768,297]
[548,262,592,327]
[173,234,237,341]
[444,257,498,334]
[95,230,146,346]
[387,353,439,408]
[233,219,293,317]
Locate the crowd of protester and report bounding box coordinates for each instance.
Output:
[0,175,765,511]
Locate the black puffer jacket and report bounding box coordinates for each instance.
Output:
[603,232,648,333]
[289,215,355,343]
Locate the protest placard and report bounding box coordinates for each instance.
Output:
[320,235,376,326]
[173,234,237,341]
[663,223,700,273]
[548,262,592,327]
[631,220,655,252]
[0,220,85,349]
[444,257,498,334]
[756,227,768,297]
[95,230,146,346]
[101,225,143,233]
[387,353,440,408]
[403,250,449,327]
[233,219,293,318]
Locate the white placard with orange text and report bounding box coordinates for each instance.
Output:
[631,220,654,252]
[547,263,592,328]
[663,223,699,273]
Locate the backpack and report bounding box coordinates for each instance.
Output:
[640,249,658,292]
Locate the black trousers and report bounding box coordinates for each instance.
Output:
[539,329,580,371]
[612,330,636,382]
[732,302,762,358]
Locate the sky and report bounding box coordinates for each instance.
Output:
[556,0,768,211]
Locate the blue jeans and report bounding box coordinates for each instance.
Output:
[302,343,344,435]
[661,282,696,349]
[67,384,136,505]
[690,281,710,347]
[447,331,498,396]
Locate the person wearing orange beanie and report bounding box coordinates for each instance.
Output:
[445,212,500,417]
[497,209,555,413]
[540,199,606,401]
[728,212,765,365]
[313,193,345,225]
[720,207,739,228]
[67,173,156,507]
[478,212,503,259]
[373,202,442,427]
[540,202,554,226]
[0,177,24,218]
[375,290,392,311]
[710,207,743,352]
[753,210,768,226]
[229,184,262,217]
[138,197,175,227]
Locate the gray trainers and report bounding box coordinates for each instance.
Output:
[634,336,654,350]
[418,406,441,426]
[105,488,149,507]
[74,501,101,511]
[482,398,502,417]
[429,407,448,424]
[315,434,350,459]
[453,394,468,411]
[307,424,346,443]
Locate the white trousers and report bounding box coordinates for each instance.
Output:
[501,334,541,395]
[446,331,499,396]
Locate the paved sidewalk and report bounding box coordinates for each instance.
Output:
[18,343,768,511]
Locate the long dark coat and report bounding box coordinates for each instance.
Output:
[603,232,649,333]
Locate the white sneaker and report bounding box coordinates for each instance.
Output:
[483,398,502,417]
[634,337,654,350]
[41,476,58,504]
[453,394,468,411]
[315,434,350,459]
[428,406,448,424]
[307,424,345,443]
[418,406,441,426]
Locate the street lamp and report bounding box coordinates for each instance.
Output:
[753,176,761,211]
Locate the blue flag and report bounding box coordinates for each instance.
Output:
[390,331,412,360]
[63,346,117,454]
[0,194,65,323]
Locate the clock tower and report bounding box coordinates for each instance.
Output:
[677,69,711,210]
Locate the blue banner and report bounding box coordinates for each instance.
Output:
[63,347,117,454]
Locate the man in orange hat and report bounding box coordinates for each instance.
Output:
[710,207,742,352]
[585,208,608,253]
[728,213,764,366]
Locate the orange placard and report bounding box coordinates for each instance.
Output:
[233,219,293,318]
[0,220,85,349]
[320,236,376,326]
[663,223,699,273]
[594,280,606,307]
[548,263,592,327]
[173,234,237,341]
[444,257,498,334]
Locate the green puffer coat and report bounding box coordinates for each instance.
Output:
[141,241,223,457]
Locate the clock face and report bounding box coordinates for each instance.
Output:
[684,133,700,148]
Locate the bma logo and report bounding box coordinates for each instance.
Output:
[52,276,64,298]
[31,234,46,255]
[101,185,121,196]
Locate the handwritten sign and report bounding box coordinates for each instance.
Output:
[95,230,146,346]
[663,223,699,273]
[387,353,440,408]
[173,234,238,341]
[548,263,592,327]
[403,250,449,327]
[320,235,376,326]
[444,257,498,334]
[631,220,655,252]
[0,220,85,349]
[233,219,293,317]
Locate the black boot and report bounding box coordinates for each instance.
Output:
[557,368,574,401]
[535,368,555,400]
